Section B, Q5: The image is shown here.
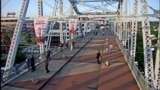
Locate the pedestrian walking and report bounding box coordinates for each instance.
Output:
[45,55,50,73]
[30,55,36,72]
[109,43,113,52]
[46,49,51,60]
[59,43,63,51]
[96,50,101,64]
[25,56,30,70]
[70,41,73,51]
[65,42,68,49]
[102,31,105,36]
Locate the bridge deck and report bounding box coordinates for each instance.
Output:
[2,31,139,90]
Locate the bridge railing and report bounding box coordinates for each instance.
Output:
[1,46,59,86]
[115,36,153,90]
[1,32,94,86]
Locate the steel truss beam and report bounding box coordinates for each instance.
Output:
[4,0,30,78]
[121,0,127,47]
[154,22,160,89]
[58,0,64,44]
[38,0,45,54]
[68,0,122,15]
[122,21,127,47]
[140,0,154,88]
[130,0,137,61]
[69,0,121,2]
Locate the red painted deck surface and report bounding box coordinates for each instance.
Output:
[5,35,139,90]
[42,37,139,90]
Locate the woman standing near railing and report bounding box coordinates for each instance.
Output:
[25,56,30,70]
[30,55,36,72]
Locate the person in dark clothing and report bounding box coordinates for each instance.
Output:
[59,43,63,51]
[96,50,101,64]
[65,42,68,49]
[72,41,75,48]
[30,55,36,72]
[45,55,50,73]
[46,49,51,60]
[25,56,30,70]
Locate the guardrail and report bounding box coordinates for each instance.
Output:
[0,32,94,87]
[1,46,59,86]
[115,36,154,90]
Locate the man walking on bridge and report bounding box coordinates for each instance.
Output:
[109,43,113,52]
[45,55,50,73]
[46,49,51,61]
[96,50,101,64]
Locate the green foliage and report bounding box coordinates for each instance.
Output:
[136,31,144,71]
[3,34,11,45]
[15,47,26,64]
[27,39,32,43]
[25,33,32,43]
[151,29,158,44]
[135,21,158,71]
[96,25,101,29]
[151,29,158,63]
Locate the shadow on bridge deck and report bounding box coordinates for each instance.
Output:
[2,31,139,90]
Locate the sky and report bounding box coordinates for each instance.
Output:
[1,0,160,21]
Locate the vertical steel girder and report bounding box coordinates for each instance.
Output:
[154,22,160,89]
[121,0,127,47]
[59,21,64,43]
[58,0,64,44]
[4,0,30,77]
[38,0,43,16]
[119,22,123,41]
[130,19,137,61]
[123,0,127,14]
[130,0,137,61]
[38,0,44,54]
[140,0,154,87]
[116,21,122,41]
[122,21,127,47]
[46,21,55,50]
[127,21,131,51]
[58,0,63,14]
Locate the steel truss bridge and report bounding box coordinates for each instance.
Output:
[1,0,160,89]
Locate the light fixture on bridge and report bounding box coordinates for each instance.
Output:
[149,34,160,40]
[149,34,156,40]
[134,61,138,66]
[151,47,155,51]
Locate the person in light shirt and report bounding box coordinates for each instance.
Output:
[109,43,113,52]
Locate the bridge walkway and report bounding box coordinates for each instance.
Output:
[2,30,139,90]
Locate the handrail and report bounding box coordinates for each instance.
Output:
[1,46,59,86]
[0,33,93,87]
[115,36,154,90]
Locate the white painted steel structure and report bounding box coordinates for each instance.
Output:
[3,0,30,79]
[2,0,160,89]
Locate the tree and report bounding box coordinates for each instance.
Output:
[15,47,26,64]
[25,33,32,43]
[136,31,144,71]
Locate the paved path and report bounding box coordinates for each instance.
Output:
[2,30,139,90]
[2,34,93,90]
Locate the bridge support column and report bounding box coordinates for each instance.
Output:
[38,0,45,54]
[153,22,160,89]
[140,0,154,88]
[4,0,30,79]
[130,0,138,61]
